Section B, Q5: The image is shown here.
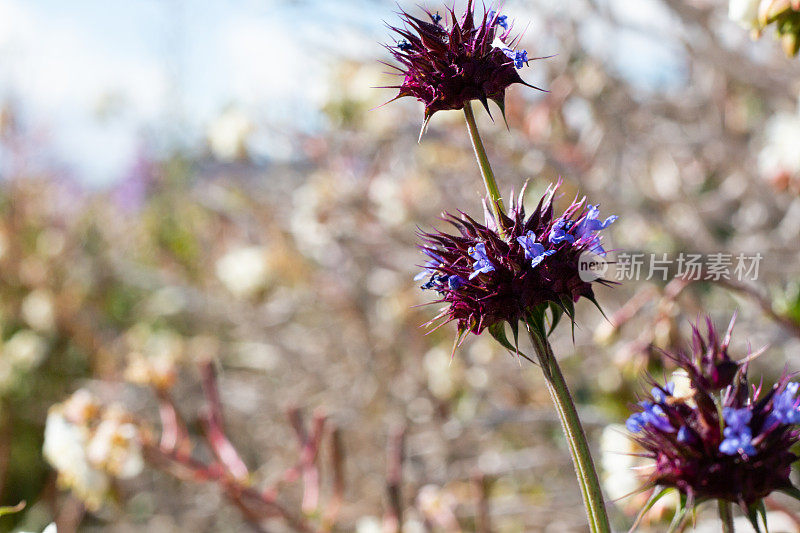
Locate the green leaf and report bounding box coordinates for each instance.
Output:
[450,327,470,360]
[779,484,800,502]
[587,293,609,321]
[487,321,532,361]
[628,487,672,533]
[745,500,769,533]
[758,500,769,533]
[0,501,25,517]
[525,305,548,341]
[546,302,563,336]
[745,507,760,532]
[487,322,516,353]
[559,295,576,340]
[666,493,688,533]
[509,320,520,352]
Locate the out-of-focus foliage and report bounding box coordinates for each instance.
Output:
[0,0,800,531]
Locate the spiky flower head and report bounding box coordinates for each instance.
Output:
[416,182,616,352]
[382,1,542,138]
[625,316,800,531]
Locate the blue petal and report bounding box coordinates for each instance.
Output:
[626,413,644,433]
[719,439,740,456]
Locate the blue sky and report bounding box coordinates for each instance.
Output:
[0,0,395,184]
[0,0,686,186]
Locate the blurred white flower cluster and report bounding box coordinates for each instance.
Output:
[43,389,143,510]
[759,96,800,191]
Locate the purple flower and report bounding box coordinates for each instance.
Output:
[417,182,616,336]
[548,219,576,244]
[468,243,495,279]
[487,10,509,29]
[414,258,442,281]
[765,382,800,428]
[447,275,466,290]
[573,205,617,256]
[719,408,757,457]
[651,381,675,403]
[574,205,617,235]
[516,231,555,267]
[548,205,615,255]
[627,401,675,433]
[624,316,800,515]
[382,0,543,134]
[669,315,742,391]
[502,48,528,69]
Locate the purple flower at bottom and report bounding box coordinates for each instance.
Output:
[624,316,800,518]
[719,407,757,457]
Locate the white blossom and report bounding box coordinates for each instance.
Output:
[86,408,144,479]
[3,330,47,370]
[43,409,109,510]
[21,289,56,332]
[729,0,761,30]
[759,108,800,181]
[207,107,254,161]
[215,245,272,298]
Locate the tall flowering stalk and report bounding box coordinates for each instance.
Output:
[626,316,800,532]
[383,3,614,531]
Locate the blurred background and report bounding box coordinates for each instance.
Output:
[1,0,800,531]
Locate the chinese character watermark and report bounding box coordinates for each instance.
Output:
[586,252,764,282]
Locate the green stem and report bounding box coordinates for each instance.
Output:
[463,102,505,233]
[527,329,611,533]
[719,500,735,533]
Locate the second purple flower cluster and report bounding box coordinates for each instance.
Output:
[415,182,616,336]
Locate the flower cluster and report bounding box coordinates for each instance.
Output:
[43,389,144,510]
[625,316,800,526]
[383,0,541,134]
[416,183,616,340]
